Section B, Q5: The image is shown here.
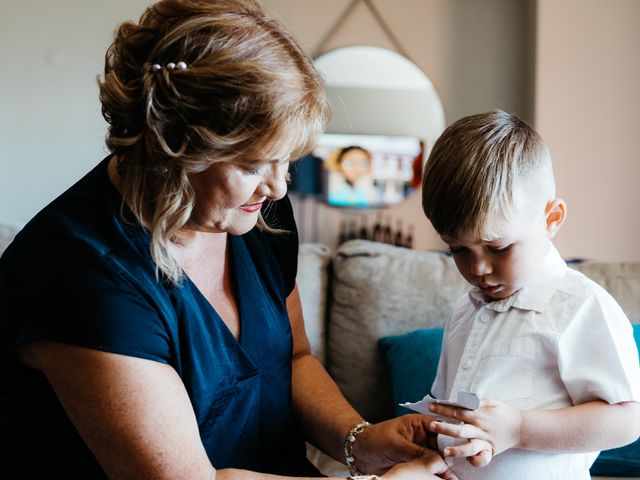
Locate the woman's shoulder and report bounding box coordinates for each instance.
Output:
[0,157,166,331]
[4,157,151,271]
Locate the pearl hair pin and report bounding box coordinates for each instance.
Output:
[151,61,188,72]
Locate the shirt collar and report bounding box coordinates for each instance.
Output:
[468,244,567,314]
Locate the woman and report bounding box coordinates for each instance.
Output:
[0,1,461,478]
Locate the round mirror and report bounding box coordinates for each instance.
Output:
[289,46,445,209]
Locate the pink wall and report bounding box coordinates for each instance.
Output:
[536,0,640,261]
[264,0,639,261]
[263,0,534,251]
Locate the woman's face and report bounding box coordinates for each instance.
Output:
[187,159,289,235]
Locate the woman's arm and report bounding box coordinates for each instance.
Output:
[287,286,448,475]
[20,286,455,480]
[287,285,363,459]
[22,340,453,480]
[21,341,215,479]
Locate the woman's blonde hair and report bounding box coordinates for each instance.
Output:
[422,110,554,241]
[98,0,329,284]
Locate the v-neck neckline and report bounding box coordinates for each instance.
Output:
[181,234,250,346]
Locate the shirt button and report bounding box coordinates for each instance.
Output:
[462,360,472,369]
[480,313,490,322]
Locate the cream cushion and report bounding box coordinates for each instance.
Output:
[327,240,468,421]
[296,243,332,364]
[0,222,19,255]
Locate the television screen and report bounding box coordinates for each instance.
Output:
[307,133,424,208]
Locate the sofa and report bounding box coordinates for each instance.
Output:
[1,223,638,478]
[296,240,640,480]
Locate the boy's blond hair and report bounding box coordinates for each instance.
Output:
[422,110,555,241]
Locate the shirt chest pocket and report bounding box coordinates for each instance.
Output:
[470,335,536,404]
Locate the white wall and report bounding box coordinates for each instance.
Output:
[0,0,152,226]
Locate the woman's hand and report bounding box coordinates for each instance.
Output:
[427,398,522,466]
[381,450,458,480]
[351,414,439,474]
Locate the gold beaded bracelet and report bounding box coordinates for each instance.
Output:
[344,420,372,476]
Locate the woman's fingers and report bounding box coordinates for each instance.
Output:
[383,450,457,480]
[440,469,460,480]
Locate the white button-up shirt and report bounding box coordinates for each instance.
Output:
[432,245,640,480]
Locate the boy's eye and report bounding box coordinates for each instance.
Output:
[489,244,513,255]
[448,246,466,255]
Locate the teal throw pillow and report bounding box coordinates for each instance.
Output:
[378,328,443,417]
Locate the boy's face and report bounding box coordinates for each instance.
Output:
[441,200,564,300]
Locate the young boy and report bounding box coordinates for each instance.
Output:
[421,110,640,479]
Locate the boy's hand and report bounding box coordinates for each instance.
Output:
[428,399,522,465]
[434,424,493,467]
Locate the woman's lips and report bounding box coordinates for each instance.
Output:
[239,202,263,213]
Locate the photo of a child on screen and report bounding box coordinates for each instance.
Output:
[328,146,374,207]
[317,133,423,209]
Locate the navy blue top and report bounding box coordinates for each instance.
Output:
[0,157,321,478]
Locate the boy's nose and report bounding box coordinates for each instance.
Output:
[470,256,492,277]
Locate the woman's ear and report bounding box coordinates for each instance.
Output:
[544,198,567,238]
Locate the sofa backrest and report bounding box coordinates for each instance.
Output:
[323,240,467,421]
[571,262,640,324]
[296,243,332,364]
[319,240,640,423]
[0,223,19,255]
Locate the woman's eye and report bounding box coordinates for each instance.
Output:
[242,165,266,175]
[489,244,513,255]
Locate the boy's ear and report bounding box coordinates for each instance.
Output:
[544,198,567,238]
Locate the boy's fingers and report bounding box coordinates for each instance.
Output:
[430,421,487,440]
[429,404,473,422]
[467,449,492,467]
[444,438,492,459]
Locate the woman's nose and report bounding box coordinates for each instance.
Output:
[258,163,288,200]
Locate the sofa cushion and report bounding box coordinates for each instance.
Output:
[327,240,468,421]
[379,328,443,417]
[297,243,332,364]
[0,222,19,256]
[572,262,640,324]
